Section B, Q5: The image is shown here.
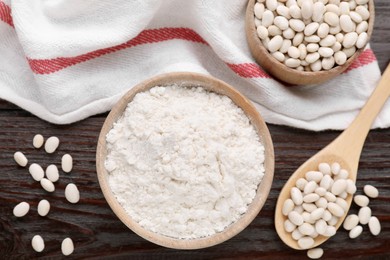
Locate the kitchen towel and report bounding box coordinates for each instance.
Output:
[0,0,388,131]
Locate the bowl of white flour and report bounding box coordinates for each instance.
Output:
[96,72,274,249]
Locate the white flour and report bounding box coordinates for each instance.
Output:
[105,85,265,239]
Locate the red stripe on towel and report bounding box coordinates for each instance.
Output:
[0,1,13,27]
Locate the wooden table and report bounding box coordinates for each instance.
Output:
[1,1,389,259]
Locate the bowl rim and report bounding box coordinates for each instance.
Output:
[96,72,275,249]
[245,0,375,85]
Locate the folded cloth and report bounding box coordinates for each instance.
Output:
[0,0,389,131]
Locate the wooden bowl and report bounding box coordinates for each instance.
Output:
[96,72,275,249]
[245,0,375,85]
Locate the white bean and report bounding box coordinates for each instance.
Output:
[62,154,73,173]
[268,35,284,52]
[310,207,325,221]
[29,163,45,181]
[323,225,336,237]
[303,193,320,203]
[343,32,358,48]
[343,46,357,58]
[318,47,334,57]
[368,216,381,236]
[315,197,328,209]
[13,201,30,217]
[349,225,363,239]
[307,248,324,259]
[350,11,363,24]
[268,25,282,36]
[305,52,320,64]
[322,56,335,70]
[354,194,369,207]
[272,51,286,62]
[343,214,359,230]
[328,202,344,217]
[331,179,347,195]
[32,235,45,252]
[292,228,303,240]
[274,16,289,30]
[280,39,292,53]
[46,164,59,183]
[324,12,339,27]
[262,10,275,27]
[315,187,327,196]
[298,43,307,59]
[277,5,291,19]
[294,205,304,214]
[293,32,304,46]
[304,181,318,194]
[283,28,296,39]
[254,3,265,19]
[332,42,342,52]
[40,178,55,192]
[325,191,336,202]
[65,183,80,204]
[340,15,355,33]
[282,199,295,216]
[255,18,262,27]
[355,6,370,21]
[289,5,302,19]
[257,26,269,40]
[346,179,357,194]
[33,134,44,149]
[325,4,340,15]
[303,203,317,213]
[304,22,319,36]
[317,23,329,38]
[312,2,325,22]
[331,162,341,175]
[305,35,321,43]
[61,238,75,256]
[315,219,327,235]
[14,151,28,167]
[320,35,336,47]
[299,223,315,236]
[336,197,349,211]
[322,210,332,221]
[301,0,313,20]
[298,236,314,249]
[284,219,297,232]
[45,136,60,154]
[287,46,301,59]
[318,162,331,175]
[334,51,347,65]
[289,19,306,32]
[329,25,341,34]
[266,0,278,11]
[358,206,371,224]
[364,184,379,198]
[305,171,323,183]
[310,60,322,72]
[37,199,50,217]
[289,211,304,226]
[320,174,333,190]
[356,21,368,34]
[339,2,350,15]
[356,32,368,49]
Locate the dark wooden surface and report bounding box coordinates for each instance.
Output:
[0,1,389,259]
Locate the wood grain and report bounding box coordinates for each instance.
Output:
[0,0,389,258]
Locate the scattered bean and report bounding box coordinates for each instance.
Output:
[29,163,45,181]
[307,248,324,259]
[45,136,60,154]
[32,235,45,252]
[13,201,30,217]
[61,238,75,256]
[363,184,378,198]
[33,134,44,149]
[368,216,381,236]
[38,200,50,217]
[65,183,80,204]
[14,151,28,167]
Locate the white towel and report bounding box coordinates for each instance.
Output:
[0,0,388,131]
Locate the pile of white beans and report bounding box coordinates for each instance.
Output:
[254,0,370,71]
[12,135,79,256]
[282,162,355,251]
[282,162,381,259]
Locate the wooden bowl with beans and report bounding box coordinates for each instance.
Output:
[96,72,275,249]
[246,0,374,85]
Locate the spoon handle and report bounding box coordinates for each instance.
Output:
[331,63,390,165]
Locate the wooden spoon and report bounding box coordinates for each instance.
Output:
[275,63,390,249]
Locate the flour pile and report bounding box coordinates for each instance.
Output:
[105,85,265,239]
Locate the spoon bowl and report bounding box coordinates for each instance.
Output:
[275,63,390,249]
